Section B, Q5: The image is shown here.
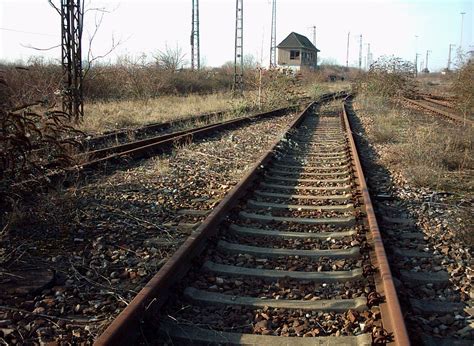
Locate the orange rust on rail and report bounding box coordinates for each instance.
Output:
[343,98,410,346]
[403,97,473,127]
[93,99,326,346]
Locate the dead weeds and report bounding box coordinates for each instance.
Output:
[355,94,473,244]
[356,95,473,192]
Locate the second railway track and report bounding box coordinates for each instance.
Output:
[95,96,409,345]
[27,96,325,187]
[402,96,473,126]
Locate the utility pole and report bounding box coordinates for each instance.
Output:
[414,35,418,77]
[425,49,431,72]
[311,26,316,46]
[460,12,466,49]
[447,44,455,71]
[269,0,276,68]
[191,0,200,70]
[346,31,350,68]
[234,0,244,96]
[415,53,420,77]
[61,0,83,120]
[358,34,363,70]
[366,43,371,70]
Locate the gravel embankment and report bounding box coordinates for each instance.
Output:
[0,112,299,344]
[351,97,473,342]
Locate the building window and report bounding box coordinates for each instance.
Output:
[290,50,300,60]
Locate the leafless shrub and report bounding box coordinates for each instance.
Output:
[238,68,303,112]
[354,55,417,97]
[0,73,82,232]
[450,60,474,120]
[153,45,187,72]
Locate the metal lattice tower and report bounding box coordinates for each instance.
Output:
[191,0,200,70]
[61,0,83,120]
[234,0,244,96]
[269,0,276,68]
[358,34,363,70]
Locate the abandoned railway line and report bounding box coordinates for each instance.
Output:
[76,100,314,170]
[20,96,320,187]
[29,97,319,187]
[403,96,473,126]
[2,93,472,345]
[94,96,411,345]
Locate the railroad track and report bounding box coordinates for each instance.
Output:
[21,94,337,188]
[402,97,473,126]
[95,96,409,345]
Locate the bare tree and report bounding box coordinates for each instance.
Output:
[153,44,187,71]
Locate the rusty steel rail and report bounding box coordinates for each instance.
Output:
[70,94,340,168]
[343,97,410,345]
[403,97,473,127]
[19,94,340,189]
[95,92,410,345]
[94,100,323,346]
[422,97,455,110]
[68,96,313,151]
[85,97,312,149]
[418,92,455,102]
[79,102,313,164]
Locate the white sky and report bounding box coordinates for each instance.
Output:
[0,0,473,71]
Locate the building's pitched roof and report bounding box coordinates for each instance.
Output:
[277,32,320,52]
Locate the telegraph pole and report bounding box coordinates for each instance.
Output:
[234,0,244,96]
[447,44,455,71]
[346,32,350,68]
[61,0,83,120]
[191,0,200,70]
[460,12,466,49]
[269,0,276,68]
[358,34,363,70]
[365,43,371,70]
[415,53,420,76]
[425,50,431,72]
[414,35,418,77]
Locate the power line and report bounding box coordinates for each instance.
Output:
[0,27,56,37]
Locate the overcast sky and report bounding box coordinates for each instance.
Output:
[0,0,472,71]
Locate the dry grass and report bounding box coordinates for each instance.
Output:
[306,81,351,99]
[81,93,234,134]
[355,94,473,244]
[355,95,473,192]
[416,72,453,95]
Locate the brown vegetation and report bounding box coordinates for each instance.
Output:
[450,60,474,120]
[357,96,472,188]
[355,95,473,242]
[0,71,82,232]
[353,55,416,97]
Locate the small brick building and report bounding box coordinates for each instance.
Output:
[277,32,319,71]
